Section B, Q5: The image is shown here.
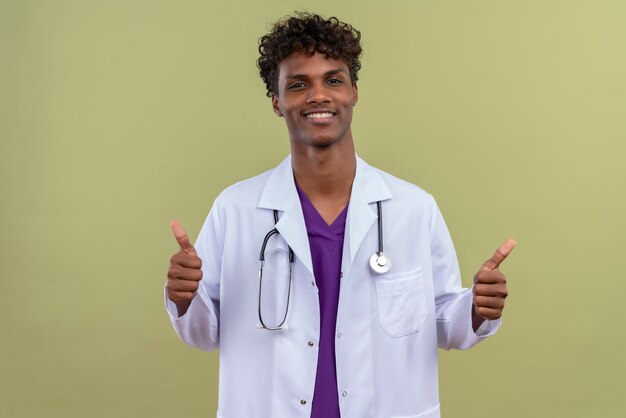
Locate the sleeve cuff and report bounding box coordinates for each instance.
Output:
[164,286,210,323]
[474,317,501,337]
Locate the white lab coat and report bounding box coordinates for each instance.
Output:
[165,155,499,418]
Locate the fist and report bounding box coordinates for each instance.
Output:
[167,220,203,306]
[472,239,516,322]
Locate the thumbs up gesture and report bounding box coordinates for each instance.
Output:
[167,220,203,316]
[472,239,516,329]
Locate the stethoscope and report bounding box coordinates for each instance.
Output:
[257,201,390,331]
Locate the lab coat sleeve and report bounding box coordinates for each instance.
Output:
[429,197,500,350]
[164,203,223,352]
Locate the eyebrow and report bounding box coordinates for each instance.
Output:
[285,68,348,80]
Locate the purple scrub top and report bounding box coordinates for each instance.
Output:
[296,183,347,418]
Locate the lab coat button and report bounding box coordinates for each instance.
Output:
[340,272,344,279]
[311,281,315,287]
[300,399,307,405]
[337,332,342,338]
[341,390,348,397]
[308,341,314,347]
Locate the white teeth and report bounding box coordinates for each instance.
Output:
[306,112,334,119]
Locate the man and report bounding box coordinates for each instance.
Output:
[166,12,514,418]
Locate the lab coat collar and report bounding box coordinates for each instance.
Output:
[257,155,392,277]
[344,157,393,275]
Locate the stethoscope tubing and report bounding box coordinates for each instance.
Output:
[258,211,294,330]
[258,202,388,330]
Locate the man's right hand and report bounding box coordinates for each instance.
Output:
[167,220,203,316]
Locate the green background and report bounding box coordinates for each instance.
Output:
[1,1,624,417]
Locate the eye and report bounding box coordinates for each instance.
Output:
[327,78,344,85]
[288,82,306,90]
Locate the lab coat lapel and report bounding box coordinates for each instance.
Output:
[257,155,393,278]
[343,157,393,276]
[257,156,314,276]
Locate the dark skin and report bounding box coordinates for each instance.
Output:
[167,52,514,330]
[167,220,200,316]
[271,52,358,224]
[472,240,515,330]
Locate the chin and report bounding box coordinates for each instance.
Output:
[291,127,351,149]
[308,137,341,148]
[307,131,348,147]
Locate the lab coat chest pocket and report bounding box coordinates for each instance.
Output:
[375,268,426,337]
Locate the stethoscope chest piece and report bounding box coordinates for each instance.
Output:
[370,251,392,274]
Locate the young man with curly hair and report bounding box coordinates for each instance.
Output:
[166,12,514,418]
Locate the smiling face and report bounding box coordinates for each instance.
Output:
[272,52,358,149]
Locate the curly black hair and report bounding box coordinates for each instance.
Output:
[257,12,362,97]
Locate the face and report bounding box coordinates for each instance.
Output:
[271,52,358,149]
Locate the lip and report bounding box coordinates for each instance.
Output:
[301,108,337,117]
[301,109,337,125]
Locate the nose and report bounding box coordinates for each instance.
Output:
[306,82,331,104]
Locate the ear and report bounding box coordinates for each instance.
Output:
[352,82,359,106]
[271,94,283,117]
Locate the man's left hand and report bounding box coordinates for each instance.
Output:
[472,239,516,330]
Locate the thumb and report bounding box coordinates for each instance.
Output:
[170,220,197,256]
[480,239,516,272]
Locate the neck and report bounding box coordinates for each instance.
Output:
[291,139,356,201]
[290,136,356,225]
